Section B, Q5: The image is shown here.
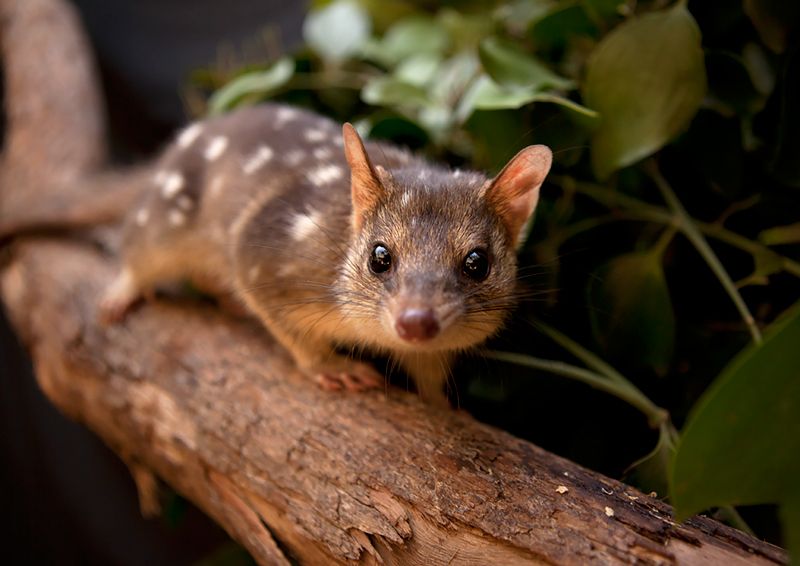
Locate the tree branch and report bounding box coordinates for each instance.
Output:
[0,239,787,565]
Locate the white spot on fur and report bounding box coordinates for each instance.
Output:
[177,123,203,148]
[332,135,344,147]
[135,208,150,226]
[177,195,193,210]
[274,107,297,129]
[209,175,225,197]
[418,171,427,181]
[453,169,462,178]
[168,209,186,226]
[290,209,321,241]
[313,146,332,160]
[304,128,326,143]
[161,172,185,198]
[242,145,274,175]
[400,192,412,207]
[153,170,168,185]
[284,149,305,167]
[204,136,229,161]
[307,164,343,186]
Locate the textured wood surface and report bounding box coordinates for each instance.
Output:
[0,0,140,238]
[0,240,787,565]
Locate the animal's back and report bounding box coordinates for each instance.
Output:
[108,103,414,317]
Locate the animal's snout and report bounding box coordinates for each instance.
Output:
[395,308,440,342]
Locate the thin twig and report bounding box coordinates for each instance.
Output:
[645,160,762,344]
[487,351,669,428]
[527,319,630,386]
[549,174,800,278]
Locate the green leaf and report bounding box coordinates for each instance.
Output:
[737,247,785,287]
[303,0,371,62]
[582,3,707,179]
[394,53,441,88]
[367,113,429,148]
[429,51,480,111]
[362,16,449,68]
[461,76,540,111]
[479,37,573,91]
[361,76,430,108]
[465,108,531,170]
[626,423,678,497]
[457,75,597,124]
[530,4,597,50]
[670,301,800,560]
[438,8,493,50]
[529,93,600,128]
[760,222,800,246]
[208,58,294,115]
[587,251,675,370]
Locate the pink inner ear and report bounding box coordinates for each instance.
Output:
[487,145,552,245]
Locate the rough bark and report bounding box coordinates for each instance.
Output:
[0,0,141,239]
[0,239,787,566]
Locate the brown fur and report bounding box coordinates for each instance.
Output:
[101,104,551,405]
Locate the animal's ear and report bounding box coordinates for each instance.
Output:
[483,145,552,248]
[343,123,385,228]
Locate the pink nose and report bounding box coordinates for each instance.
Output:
[395,308,440,342]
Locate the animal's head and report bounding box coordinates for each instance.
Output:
[336,123,552,353]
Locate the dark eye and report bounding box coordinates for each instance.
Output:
[369,244,392,274]
[462,249,490,281]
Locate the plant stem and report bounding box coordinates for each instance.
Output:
[528,319,630,386]
[550,175,800,278]
[526,320,670,428]
[698,221,800,278]
[652,225,677,258]
[488,351,669,428]
[645,160,762,344]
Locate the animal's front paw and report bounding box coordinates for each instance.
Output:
[312,359,384,393]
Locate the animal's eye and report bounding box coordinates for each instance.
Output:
[462,249,490,281]
[369,244,392,274]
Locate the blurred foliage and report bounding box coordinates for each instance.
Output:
[194,0,800,554]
